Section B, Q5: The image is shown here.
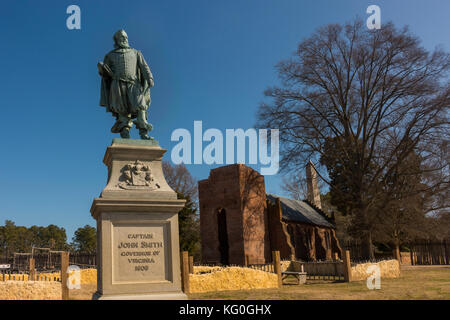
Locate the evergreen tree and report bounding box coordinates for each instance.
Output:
[72,225,97,253]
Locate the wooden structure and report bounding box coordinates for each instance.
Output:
[60,252,69,300]
[281,271,306,285]
[343,250,352,282]
[410,240,450,265]
[180,251,190,294]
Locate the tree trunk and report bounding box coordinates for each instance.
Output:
[354,204,375,260]
[361,231,374,260]
[393,236,401,262]
[394,235,400,252]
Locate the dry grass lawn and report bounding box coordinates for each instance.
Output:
[69,284,97,300]
[188,266,450,300]
[70,266,450,300]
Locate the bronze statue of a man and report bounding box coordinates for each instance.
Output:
[98,30,154,140]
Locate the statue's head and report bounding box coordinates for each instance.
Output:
[113,29,130,49]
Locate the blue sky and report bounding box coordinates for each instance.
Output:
[1,0,449,241]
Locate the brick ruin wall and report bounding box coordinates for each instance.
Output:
[199,164,270,265]
[266,200,342,261]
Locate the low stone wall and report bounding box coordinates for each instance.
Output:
[37,268,97,284]
[351,259,400,281]
[400,252,411,265]
[0,281,61,300]
[189,266,278,293]
[192,266,224,274]
[280,260,291,272]
[78,268,97,284]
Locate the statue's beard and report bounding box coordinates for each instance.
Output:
[116,40,130,49]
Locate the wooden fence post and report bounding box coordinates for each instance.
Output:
[180,251,190,294]
[343,250,352,282]
[29,258,35,281]
[272,251,282,288]
[60,251,69,300]
[188,255,194,274]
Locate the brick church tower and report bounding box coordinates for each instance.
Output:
[306,160,322,209]
[198,164,271,265]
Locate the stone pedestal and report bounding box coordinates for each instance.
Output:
[91,138,187,300]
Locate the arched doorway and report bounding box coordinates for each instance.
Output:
[217,208,229,265]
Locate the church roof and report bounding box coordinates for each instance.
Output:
[266,194,335,228]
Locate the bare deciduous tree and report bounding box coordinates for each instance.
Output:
[162,161,200,259]
[162,161,198,203]
[257,19,450,259]
[281,174,307,201]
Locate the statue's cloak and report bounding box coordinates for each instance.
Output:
[99,64,113,112]
[99,49,151,116]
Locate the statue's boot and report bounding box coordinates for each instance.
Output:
[134,110,153,140]
[111,120,121,133]
[139,128,153,140]
[134,111,153,130]
[110,114,123,133]
[114,114,132,138]
[120,127,131,139]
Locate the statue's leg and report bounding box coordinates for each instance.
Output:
[135,110,153,140]
[118,114,132,139]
